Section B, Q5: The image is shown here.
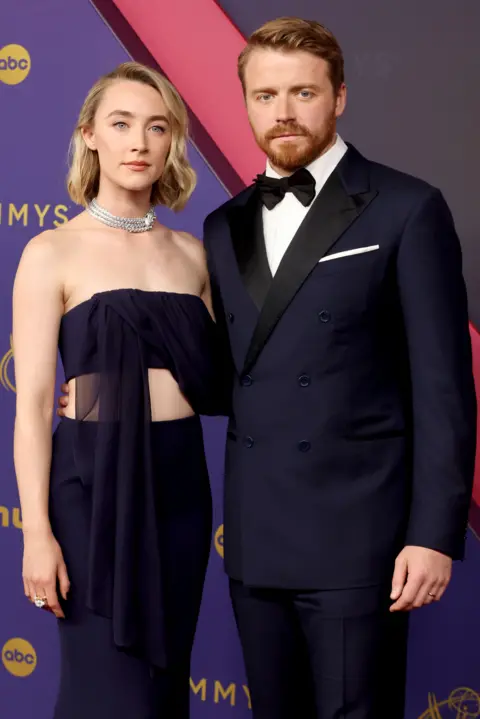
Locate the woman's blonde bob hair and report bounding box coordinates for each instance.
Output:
[67,62,196,212]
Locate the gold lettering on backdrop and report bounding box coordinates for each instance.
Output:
[418,688,480,718]
[214,681,236,705]
[187,680,480,714]
[12,507,22,529]
[0,202,72,227]
[54,204,69,226]
[189,678,207,702]
[189,679,251,708]
[0,506,9,527]
[34,204,51,227]
[0,507,22,529]
[243,685,252,710]
[8,203,28,226]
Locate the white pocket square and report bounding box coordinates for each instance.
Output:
[319,245,380,263]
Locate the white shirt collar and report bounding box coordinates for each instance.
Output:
[265,134,348,188]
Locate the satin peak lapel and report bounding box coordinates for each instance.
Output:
[226,192,272,312]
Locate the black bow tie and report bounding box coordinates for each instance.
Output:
[254,167,316,211]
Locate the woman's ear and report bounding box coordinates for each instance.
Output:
[81,125,96,151]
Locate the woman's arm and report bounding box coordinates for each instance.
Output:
[13,231,70,618]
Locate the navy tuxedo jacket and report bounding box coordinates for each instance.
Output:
[203,144,477,589]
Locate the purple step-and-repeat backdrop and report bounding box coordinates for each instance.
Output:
[1,2,479,718]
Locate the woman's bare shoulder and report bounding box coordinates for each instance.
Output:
[18,212,91,280]
[13,231,64,301]
[20,229,61,264]
[25,212,88,253]
[172,230,206,263]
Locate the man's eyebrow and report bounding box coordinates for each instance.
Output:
[250,84,321,95]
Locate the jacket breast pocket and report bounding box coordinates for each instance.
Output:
[314,246,381,278]
[307,250,380,327]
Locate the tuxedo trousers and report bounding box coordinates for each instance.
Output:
[230,579,409,719]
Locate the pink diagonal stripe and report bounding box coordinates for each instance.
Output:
[112,0,264,184]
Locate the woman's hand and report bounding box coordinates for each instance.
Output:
[22,528,70,618]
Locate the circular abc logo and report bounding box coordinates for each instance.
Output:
[0,45,31,85]
[214,524,224,558]
[2,638,37,677]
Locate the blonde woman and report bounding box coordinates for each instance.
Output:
[13,62,225,718]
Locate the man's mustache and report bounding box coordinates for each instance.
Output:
[265,123,311,140]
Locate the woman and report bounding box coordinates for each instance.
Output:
[13,61,225,718]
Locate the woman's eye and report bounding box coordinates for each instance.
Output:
[150,125,166,133]
[113,121,127,129]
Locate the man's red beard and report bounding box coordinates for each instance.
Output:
[254,117,336,172]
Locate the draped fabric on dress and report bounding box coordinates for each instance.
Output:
[58,289,229,669]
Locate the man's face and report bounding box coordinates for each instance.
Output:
[244,49,346,175]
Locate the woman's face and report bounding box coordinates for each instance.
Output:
[83,79,173,196]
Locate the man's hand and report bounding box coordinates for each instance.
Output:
[390,546,452,612]
[56,383,70,417]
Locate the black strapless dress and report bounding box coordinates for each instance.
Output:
[48,289,227,719]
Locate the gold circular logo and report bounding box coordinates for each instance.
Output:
[0,45,31,85]
[214,524,224,558]
[419,688,480,718]
[0,335,15,392]
[2,638,37,677]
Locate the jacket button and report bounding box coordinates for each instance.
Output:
[298,440,311,452]
[244,436,255,448]
[318,310,331,323]
[241,374,253,387]
[298,374,310,387]
[228,312,235,323]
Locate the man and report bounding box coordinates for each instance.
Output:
[202,16,476,719]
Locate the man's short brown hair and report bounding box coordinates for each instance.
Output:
[238,17,344,95]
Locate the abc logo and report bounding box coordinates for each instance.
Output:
[2,638,37,677]
[214,524,224,558]
[0,45,31,85]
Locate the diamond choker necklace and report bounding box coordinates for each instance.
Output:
[87,198,156,233]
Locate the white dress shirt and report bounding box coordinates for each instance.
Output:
[263,134,348,276]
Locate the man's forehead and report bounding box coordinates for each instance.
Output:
[244,49,328,79]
